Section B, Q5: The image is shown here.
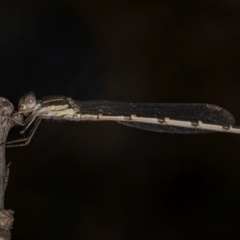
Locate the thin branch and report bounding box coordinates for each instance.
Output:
[0,97,16,240]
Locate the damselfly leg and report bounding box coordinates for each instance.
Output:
[19,112,38,134]
[5,117,42,147]
[5,110,36,126]
[1,111,39,146]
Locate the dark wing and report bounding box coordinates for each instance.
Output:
[75,101,235,134]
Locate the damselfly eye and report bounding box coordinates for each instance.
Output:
[24,94,36,109]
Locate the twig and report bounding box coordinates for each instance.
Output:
[0,98,16,240]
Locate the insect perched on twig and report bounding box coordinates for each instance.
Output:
[4,92,240,147]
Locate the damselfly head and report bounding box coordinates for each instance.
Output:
[18,92,37,111]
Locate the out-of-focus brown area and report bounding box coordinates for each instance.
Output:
[1,1,240,239]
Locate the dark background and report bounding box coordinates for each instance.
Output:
[1,0,240,239]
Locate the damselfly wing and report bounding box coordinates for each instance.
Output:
[75,101,235,134]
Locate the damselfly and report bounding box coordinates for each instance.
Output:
[4,92,240,147]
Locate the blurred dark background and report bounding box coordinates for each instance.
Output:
[1,0,240,239]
